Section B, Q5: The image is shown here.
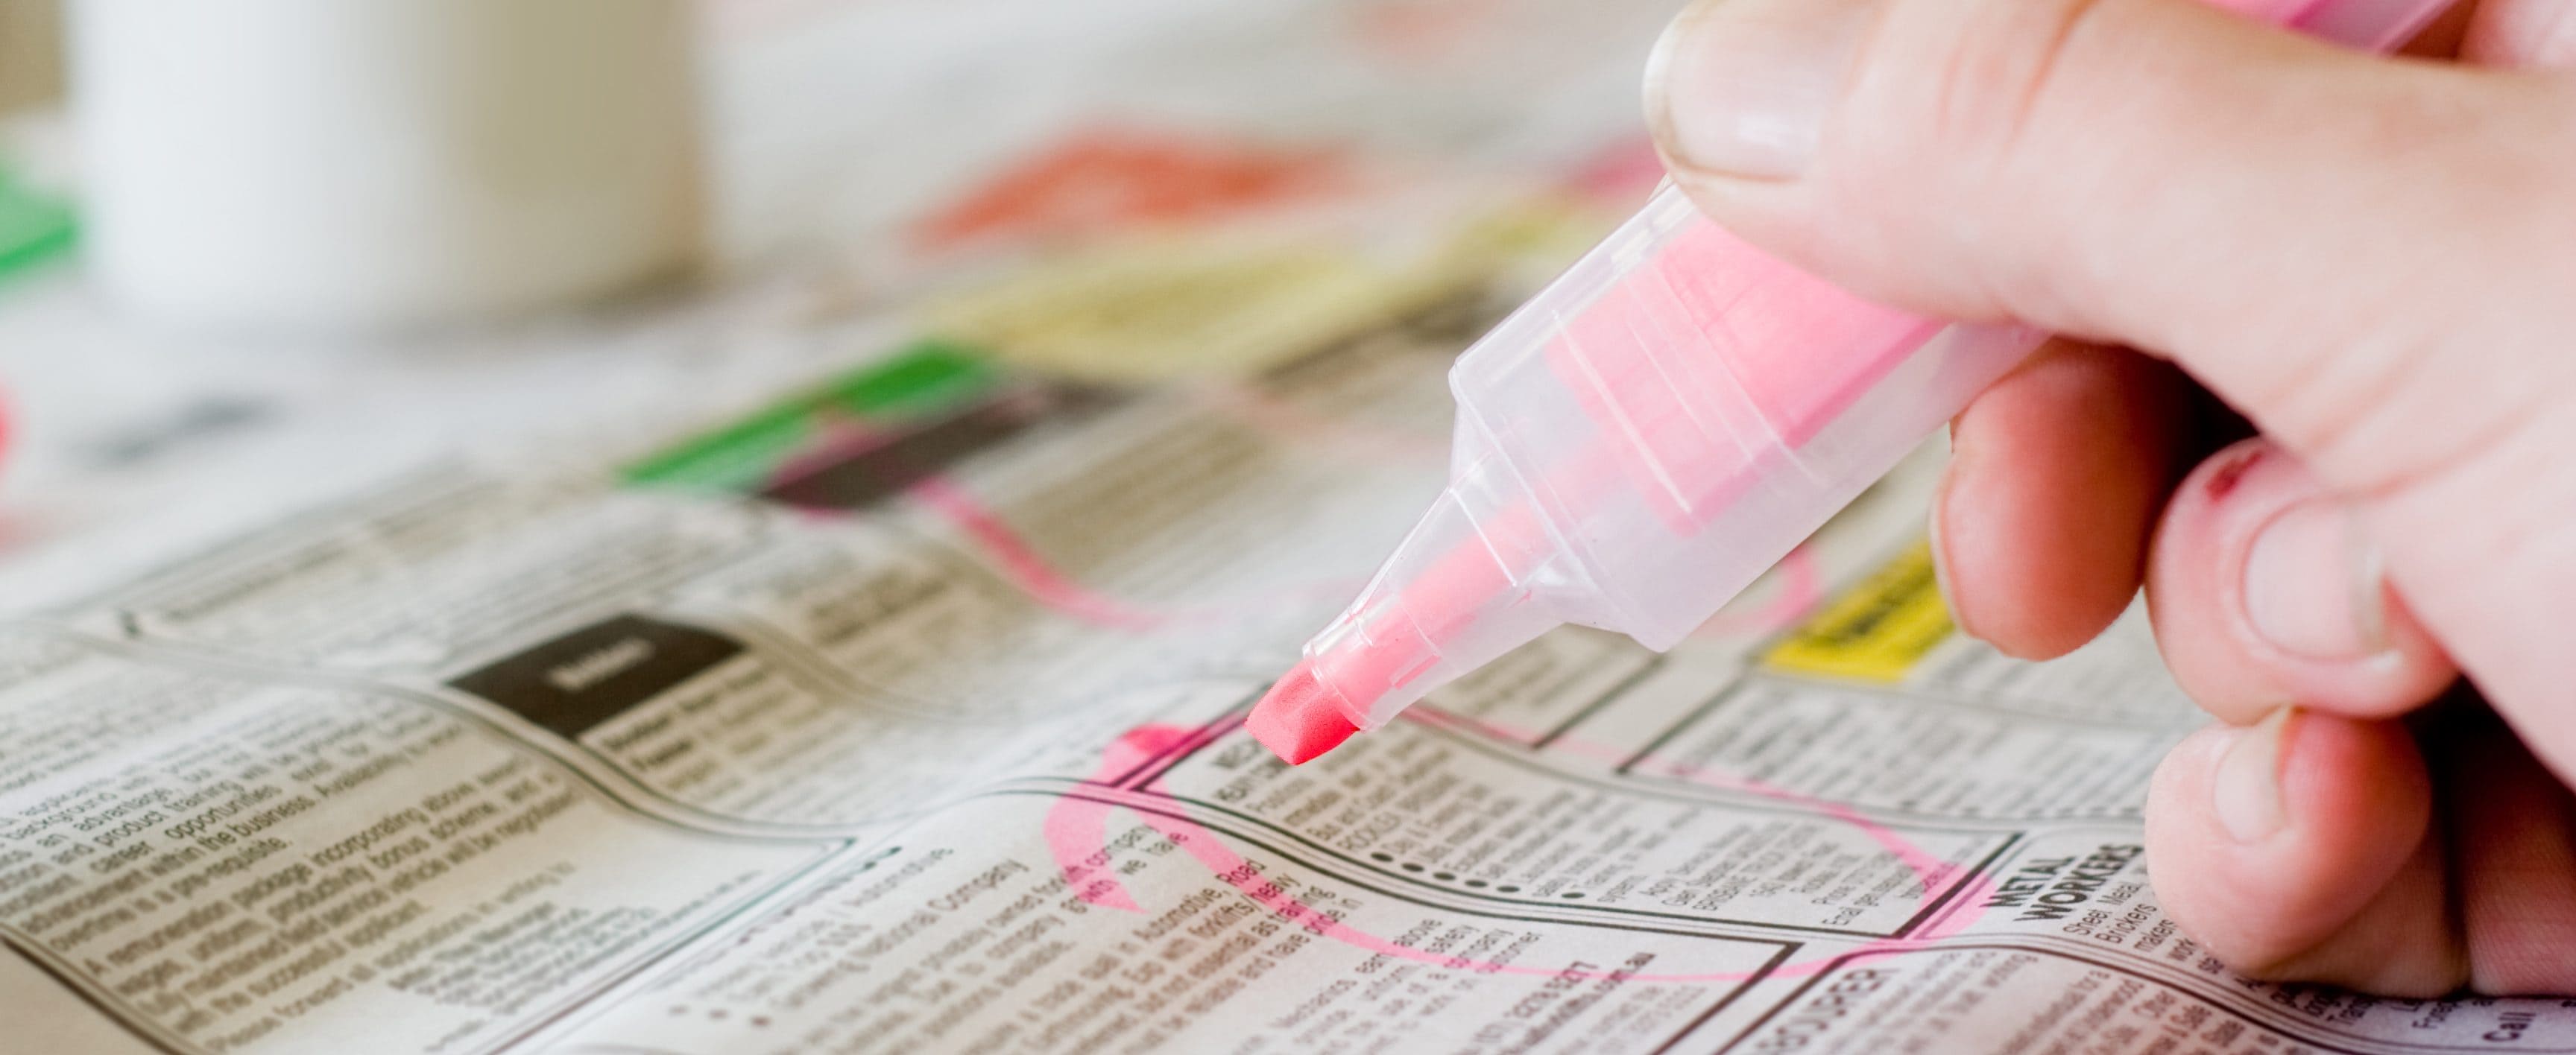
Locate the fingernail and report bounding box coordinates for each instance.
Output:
[2214,708,2294,843]
[2241,500,2390,661]
[1644,0,1881,180]
[1926,466,1988,644]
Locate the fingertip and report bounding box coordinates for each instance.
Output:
[2147,439,2457,724]
[2463,0,2576,67]
[1936,343,2184,659]
[2147,710,2455,991]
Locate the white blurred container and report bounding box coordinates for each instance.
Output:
[68,0,704,331]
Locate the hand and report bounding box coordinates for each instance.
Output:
[1647,0,2576,995]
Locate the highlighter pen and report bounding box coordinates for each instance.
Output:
[1247,0,2455,765]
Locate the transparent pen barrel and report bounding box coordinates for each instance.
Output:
[1447,186,2042,650]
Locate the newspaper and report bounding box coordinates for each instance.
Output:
[1,239,2569,1055]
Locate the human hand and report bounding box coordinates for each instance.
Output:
[1646,0,2576,995]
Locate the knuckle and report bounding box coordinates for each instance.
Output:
[2238,86,2576,496]
[1825,0,2133,315]
[1840,0,2118,182]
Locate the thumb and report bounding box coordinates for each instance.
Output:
[1644,0,2576,494]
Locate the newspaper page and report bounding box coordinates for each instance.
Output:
[10,239,2566,1055]
[1,212,2570,1055]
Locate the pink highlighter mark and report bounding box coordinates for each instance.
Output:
[1190,383,1448,465]
[761,412,1160,628]
[906,477,1173,632]
[1044,722,1212,913]
[1408,708,1994,957]
[1054,712,1994,984]
[909,478,1372,632]
[763,412,1164,629]
[774,412,1364,633]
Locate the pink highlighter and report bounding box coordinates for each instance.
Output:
[1248,0,2455,764]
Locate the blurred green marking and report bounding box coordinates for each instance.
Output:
[0,169,74,279]
[623,339,1000,491]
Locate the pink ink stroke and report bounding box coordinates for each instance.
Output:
[1189,383,1447,465]
[765,410,1359,631]
[906,476,1174,631]
[1041,716,1995,986]
[787,390,1981,982]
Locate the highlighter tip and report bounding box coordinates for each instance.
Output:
[1246,662,1359,764]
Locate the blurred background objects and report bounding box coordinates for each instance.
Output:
[0,0,1682,601]
[69,0,704,330]
[0,0,61,114]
